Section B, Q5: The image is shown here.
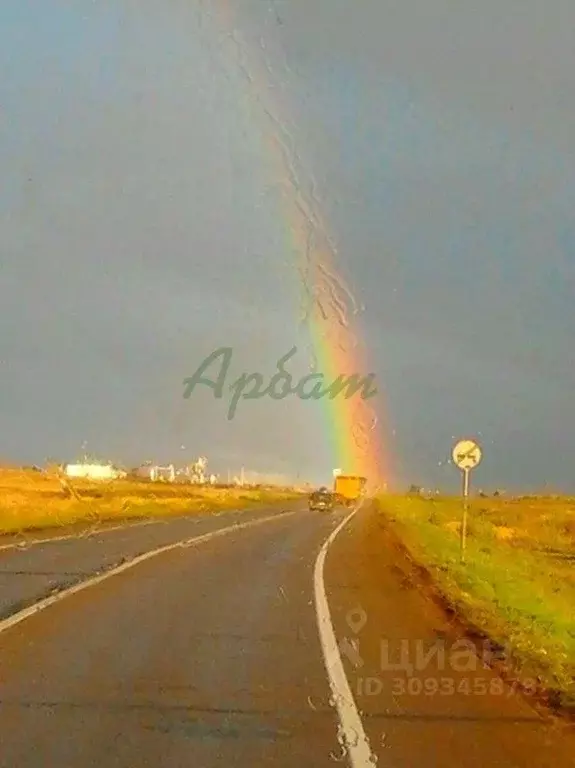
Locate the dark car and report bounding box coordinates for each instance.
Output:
[308,487,334,512]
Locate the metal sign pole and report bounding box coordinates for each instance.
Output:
[460,467,470,562]
[452,438,482,564]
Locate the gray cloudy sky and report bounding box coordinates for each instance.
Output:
[1,1,574,491]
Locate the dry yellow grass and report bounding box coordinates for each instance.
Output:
[0,467,303,535]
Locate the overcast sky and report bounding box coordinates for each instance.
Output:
[1,1,574,492]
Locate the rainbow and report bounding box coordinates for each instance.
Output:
[203,3,390,488]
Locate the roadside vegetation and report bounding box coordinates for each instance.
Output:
[375,493,575,714]
[0,467,303,537]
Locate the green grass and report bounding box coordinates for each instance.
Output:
[376,494,575,708]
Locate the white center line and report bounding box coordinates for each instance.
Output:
[0,509,299,637]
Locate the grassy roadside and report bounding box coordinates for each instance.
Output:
[375,493,575,715]
[0,468,304,537]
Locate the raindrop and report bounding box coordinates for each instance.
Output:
[329,746,348,762]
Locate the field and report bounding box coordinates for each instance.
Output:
[0,467,303,537]
[375,493,575,715]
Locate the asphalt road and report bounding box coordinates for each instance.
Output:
[0,501,574,766]
[0,503,298,621]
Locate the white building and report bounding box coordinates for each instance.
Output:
[150,464,176,482]
[64,463,125,481]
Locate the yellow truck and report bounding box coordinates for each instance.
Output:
[333,475,367,506]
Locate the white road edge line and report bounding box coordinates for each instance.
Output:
[314,500,378,767]
[0,509,299,637]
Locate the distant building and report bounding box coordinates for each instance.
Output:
[131,456,211,484]
[150,465,176,482]
[64,463,125,481]
[132,465,154,480]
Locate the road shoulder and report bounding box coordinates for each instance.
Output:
[323,501,575,767]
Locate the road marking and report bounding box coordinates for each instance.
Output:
[0,518,165,553]
[0,509,299,638]
[0,507,256,553]
[314,500,378,767]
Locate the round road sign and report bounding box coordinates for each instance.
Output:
[452,439,482,470]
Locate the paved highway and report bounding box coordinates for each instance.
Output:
[0,501,573,766]
[0,504,297,621]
